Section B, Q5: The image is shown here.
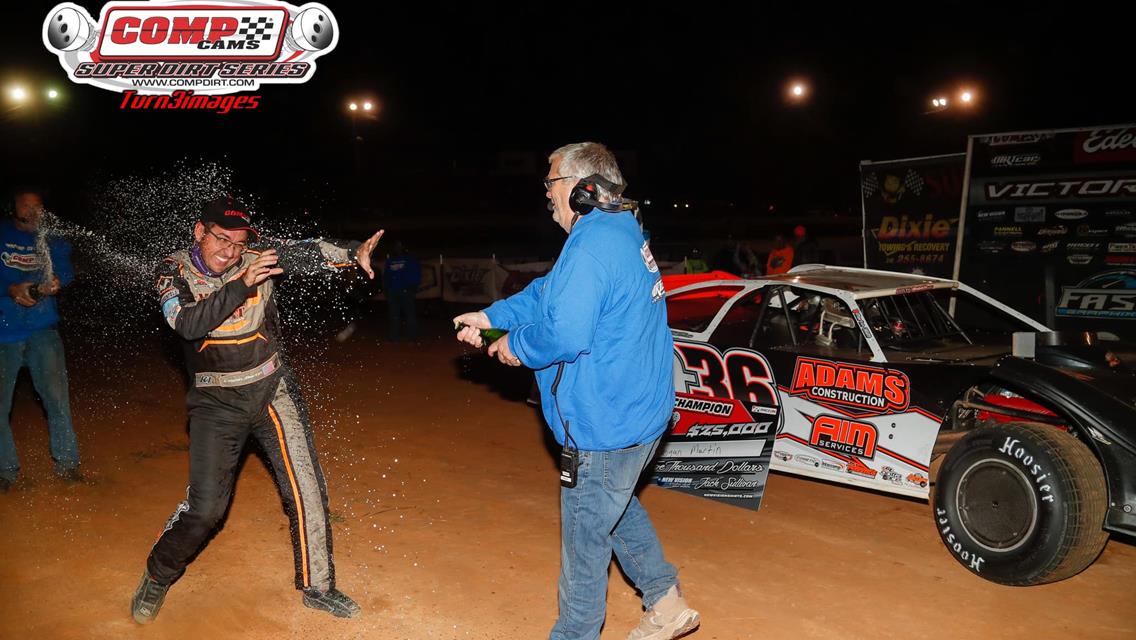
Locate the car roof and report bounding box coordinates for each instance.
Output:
[754,265,959,299]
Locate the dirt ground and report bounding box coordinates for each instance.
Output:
[1,320,1133,640]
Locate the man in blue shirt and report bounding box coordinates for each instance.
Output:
[0,188,81,493]
[455,143,699,640]
[383,241,422,342]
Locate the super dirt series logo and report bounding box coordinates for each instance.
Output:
[43,0,337,107]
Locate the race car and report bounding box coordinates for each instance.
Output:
[663,265,1136,586]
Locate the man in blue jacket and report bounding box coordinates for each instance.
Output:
[383,241,422,342]
[0,188,81,493]
[454,143,699,640]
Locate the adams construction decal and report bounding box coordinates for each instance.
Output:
[43,1,337,101]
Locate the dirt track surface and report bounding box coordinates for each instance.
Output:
[1,325,1134,640]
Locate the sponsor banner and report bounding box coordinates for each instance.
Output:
[1056,270,1136,319]
[661,342,779,510]
[861,154,964,278]
[494,260,553,298]
[441,258,498,303]
[418,262,442,299]
[960,124,1136,336]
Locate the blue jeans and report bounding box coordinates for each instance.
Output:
[386,288,417,341]
[0,329,80,479]
[550,437,678,640]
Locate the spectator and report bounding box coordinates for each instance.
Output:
[766,234,794,275]
[383,242,422,342]
[793,224,820,265]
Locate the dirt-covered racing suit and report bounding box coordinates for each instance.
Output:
[146,238,359,592]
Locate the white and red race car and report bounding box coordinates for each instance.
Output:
[657,265,1136,586]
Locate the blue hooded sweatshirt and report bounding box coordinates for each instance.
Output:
[0,220,75,343]
[485,210,673,451]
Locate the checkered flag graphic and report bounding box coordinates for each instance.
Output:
[903,169,925,196]
[238,16,274,41]
[862,172,879,198]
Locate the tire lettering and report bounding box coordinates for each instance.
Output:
[999,436,1054,501]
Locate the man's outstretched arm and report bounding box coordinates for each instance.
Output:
[265,230,384,277]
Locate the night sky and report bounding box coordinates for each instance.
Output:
[3,1,1132,227]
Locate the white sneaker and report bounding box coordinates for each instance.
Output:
[627,585,700,640]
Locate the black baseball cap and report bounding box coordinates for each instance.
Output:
[200,196,259,241]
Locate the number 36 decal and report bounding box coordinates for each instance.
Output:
[674,342,779,408]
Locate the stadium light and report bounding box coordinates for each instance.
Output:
[787,80,809,103]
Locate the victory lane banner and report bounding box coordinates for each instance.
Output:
[955,124,1136,338]
[860,153,965,278]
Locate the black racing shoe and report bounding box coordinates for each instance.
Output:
[56,468,87,484]
[131,572,170,624]
[0,477,11,494]
[302,587,361,618]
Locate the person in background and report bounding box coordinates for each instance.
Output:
[732,240,759,277]
[383,241,422,342]
[683,248,709,274]
[793,224,819,265]
[0,187,82,493]
[765,233,794,275]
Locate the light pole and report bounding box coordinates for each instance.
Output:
[346,98,377,175]
[348,101,360,175]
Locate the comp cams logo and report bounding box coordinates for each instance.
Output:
[43,1,337,101]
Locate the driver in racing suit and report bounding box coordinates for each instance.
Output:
[130,196,383,624]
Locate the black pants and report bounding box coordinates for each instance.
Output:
[147,373,336,591]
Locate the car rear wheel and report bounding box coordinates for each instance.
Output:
[931,421,1109,585]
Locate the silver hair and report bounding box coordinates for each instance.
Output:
[549,142,625,202]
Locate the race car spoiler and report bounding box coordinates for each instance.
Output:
[662,271,741,299]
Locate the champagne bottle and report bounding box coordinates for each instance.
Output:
[456,323,508,346]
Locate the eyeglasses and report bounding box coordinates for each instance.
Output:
[543,175,577,190]
[205,228,248,252]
